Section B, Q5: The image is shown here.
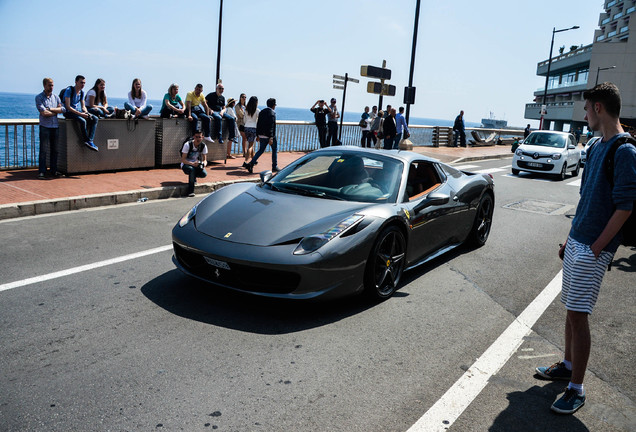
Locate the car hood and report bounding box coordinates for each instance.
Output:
[194,183,372,246]
[519,144,565,154]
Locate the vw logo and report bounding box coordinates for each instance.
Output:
[533,152,540,159]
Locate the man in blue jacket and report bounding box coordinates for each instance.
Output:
[535,82,636,414]
[244,98,279,173]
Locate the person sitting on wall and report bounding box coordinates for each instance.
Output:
[205,83,227,144]
[124,78,153,119]
[186,83,212,138]
[160,83,186,118]
[181,130,208,197]
[63,74,99,151]
[85,78,115,118]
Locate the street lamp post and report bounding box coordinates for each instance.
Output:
[216,0,223,84]
[540,25,579,130]
[595,65,616,86]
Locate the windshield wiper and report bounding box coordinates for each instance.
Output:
[275,183,344,200]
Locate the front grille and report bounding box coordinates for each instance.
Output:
[173,243,300,294]
[517,161,554,171]
[521,151,551,159]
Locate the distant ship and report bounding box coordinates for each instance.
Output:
[481,112,508,129]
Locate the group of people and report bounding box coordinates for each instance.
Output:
[35,75,153,178]
[310,100,410,151]
[180,95,279,196]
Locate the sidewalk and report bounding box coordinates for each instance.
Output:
[0,145,512,220]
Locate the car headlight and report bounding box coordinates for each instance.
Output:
[178,204,198,227]
[552,153,562,160]
[293,215,364,255]
[515,149,523,156]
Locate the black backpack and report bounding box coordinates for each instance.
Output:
[180,138,204,160]
[59,86,83,106]
[593,136,636,247]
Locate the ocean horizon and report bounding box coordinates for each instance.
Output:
[0,91,481,128]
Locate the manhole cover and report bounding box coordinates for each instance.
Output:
[503,199,573,215]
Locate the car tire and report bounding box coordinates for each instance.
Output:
[364,226,406,301]
[572,161,580,177]
[467,193,494,247]
[512,168,520,176]
[557,163,567,181]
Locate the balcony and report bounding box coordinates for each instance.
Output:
[537,45,592,75]
[525,101,577,121]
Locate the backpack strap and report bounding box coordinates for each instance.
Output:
[605,136,636,186]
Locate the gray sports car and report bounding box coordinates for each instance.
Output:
[172,146,494,301]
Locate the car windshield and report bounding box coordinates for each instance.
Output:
[524,132,567,148]
[265,152,404,203]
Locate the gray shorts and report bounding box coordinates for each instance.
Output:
[561,236,614,314]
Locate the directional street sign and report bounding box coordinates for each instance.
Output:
[333,79,344,85]
[333,74,346,80]
[333,85,344,90]
[366,82,396,96]
[360,65,391,80]
[348,78,360,83]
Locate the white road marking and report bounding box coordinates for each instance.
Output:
[518,354,556,360]
[452,164,480,170]
[0,245,173,293]
[407,271,563,432]
[568,179,581,187]
[473,168,507,174]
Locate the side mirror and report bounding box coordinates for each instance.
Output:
[260,170,273,183]
[414,192,449,212]
[568,144,576,150]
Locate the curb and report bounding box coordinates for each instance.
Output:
[450,153,512,165]
[0,178,260,221]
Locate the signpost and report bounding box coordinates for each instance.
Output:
[332,74,359,140]
[361,61,392,110]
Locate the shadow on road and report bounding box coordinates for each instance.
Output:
[489,382,589,431]
[141,269,376,334]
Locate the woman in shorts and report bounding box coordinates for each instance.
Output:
[242,96,260,165]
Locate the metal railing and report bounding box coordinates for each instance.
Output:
[1,118,521,170]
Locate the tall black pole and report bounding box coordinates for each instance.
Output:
[405,0,421,125]
[216,0,223,84]
[378,60,386,112]
[540,28,555,131]
[339,73,348,141]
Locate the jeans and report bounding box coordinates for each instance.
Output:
[327,121,338,146]
[316,124,328,148]
[182,164,207,194]
[64,112,98,142]
[210,111,223,141]
[38,126,58,174]
[87,106,115,118]
[124,102,153,118]
[223,113,236,140]
[383,135,398,150]
[190,106,211,137]
[250,137,278,169]
[453,129,466,147]
[394,132,403,149]
[361,130,372,148]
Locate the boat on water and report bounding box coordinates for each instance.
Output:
[481,112,508,129]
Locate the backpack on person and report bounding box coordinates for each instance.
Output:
[179,138,204,160]
[603,136,636,246]
[59,86,83,106]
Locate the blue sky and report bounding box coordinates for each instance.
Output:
[0,0,601,127]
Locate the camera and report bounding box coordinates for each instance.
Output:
[198,162,205,170]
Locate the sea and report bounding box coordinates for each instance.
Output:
[0,91,480,168]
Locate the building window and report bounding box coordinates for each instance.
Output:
[607,0,617,8]
[620,25,629,33]
[597,34,607,41]
[614,11,624,19]
[627,5,635,13]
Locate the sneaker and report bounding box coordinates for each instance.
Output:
[246,163,253,174]
[551,388,585,414]
[54,171,65,177]
[188,192,195,197]
[38,173,46,179]
[535,362,572,380]
[204,136,213,142]
[85,141,99,152]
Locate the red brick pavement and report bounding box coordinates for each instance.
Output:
[0,146,512,207]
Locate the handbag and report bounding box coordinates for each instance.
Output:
[358,118,366,128]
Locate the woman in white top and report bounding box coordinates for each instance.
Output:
[235,93,249,158]
[124,78,153,119]
[85,78,115,118]
[243,96,260,162]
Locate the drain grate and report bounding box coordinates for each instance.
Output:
[503,199,574,215]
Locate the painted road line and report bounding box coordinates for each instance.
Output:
[407,271,563,432]
[0,245,173,293]
[568,179,581,187]
[452,164,480,170]
[473,168,507,174]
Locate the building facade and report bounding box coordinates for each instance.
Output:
[525,0,636,132]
